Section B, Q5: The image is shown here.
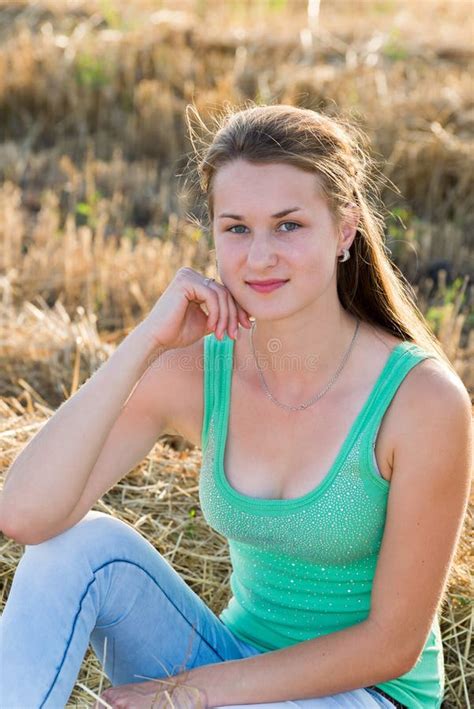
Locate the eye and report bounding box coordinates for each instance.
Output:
[226,221,302,234]
[226,224,248,234]
[279,221,301,232]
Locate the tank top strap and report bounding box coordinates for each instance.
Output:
[358,341,437,480]
[201,333,233,450]
[203,334,439,477]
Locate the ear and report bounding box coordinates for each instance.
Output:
[338,202,360,250]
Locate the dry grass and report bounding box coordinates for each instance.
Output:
[0,253,472,707]
[0,0,473,277]
[0,0,473,706]
[0,429,473,708]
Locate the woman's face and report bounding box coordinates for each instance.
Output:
[212,159,349,321]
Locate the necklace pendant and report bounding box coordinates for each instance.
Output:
[250,318,361,412]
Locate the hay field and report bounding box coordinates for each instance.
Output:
[0,0,472,706]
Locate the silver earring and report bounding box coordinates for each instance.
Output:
[338,248,350,262]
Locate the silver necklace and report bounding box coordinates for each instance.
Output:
[249,317,361,411]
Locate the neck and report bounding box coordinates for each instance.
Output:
[248,304,360,404]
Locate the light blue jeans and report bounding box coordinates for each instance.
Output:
[0,511,396,708]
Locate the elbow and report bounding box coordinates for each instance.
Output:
[375,650,419,685]
[0,514,24,544]
[0,513,34,545]
[0,498,46,545]
[385,644,424,681]
[0,494,20,539]
[395,647,423,677]
[367,618,422,680]
[1,521,49,546]
[0,497,15,539]
[391,628,427,677]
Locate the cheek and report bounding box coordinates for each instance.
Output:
[292,244,324,270]
[298,247,337,286]
[217,251,239,277]
[216,241,241,261]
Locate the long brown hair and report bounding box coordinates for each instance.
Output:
[184,100,456,373]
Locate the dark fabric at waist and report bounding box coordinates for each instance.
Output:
[367,686,408,708]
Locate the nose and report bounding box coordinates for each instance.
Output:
[246,233,278,269]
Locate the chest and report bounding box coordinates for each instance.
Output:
[198,409,391,562]
[217,376,395,501]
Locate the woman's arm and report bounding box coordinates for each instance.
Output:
[180,361,473,706]
[184,617,407,706]
[0,322,165,540]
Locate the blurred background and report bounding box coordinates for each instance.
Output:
[0,1,472,706]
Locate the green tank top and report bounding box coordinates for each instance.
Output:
[199,331,445,709]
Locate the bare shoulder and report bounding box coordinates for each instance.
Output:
[154,337,205,446]
[360,325,470,474]
[387,350,472,472]
[395,353,470,414]
[368,324,470,413]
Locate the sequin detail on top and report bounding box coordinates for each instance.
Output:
[201,420,387,563]
[199,332,445,709]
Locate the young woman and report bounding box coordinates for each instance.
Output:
[0,104,471,709]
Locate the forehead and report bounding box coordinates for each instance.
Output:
[212,160,327,211]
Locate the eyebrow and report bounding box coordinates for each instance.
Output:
[217,207,303,220]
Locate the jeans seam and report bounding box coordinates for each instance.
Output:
[40,557,226,708]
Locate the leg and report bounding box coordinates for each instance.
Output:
[0,510,398,709]
[215,687,397,708]
[0,511,261,708]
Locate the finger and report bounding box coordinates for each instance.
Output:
[232,299,251,328]
[237,304,252,328]
[197,284,219,333]
[205,290,220,333]
[208,283,228,339]
[212,280,251,334]
[180,269,221,333]
[226,292,239,338]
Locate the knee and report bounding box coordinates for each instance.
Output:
[22,511,132,569]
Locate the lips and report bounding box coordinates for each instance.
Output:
[246,279,289,285]
[246,280,289,293]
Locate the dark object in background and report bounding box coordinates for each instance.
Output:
[423,259,454,299]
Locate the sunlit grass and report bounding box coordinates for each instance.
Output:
[0,1,472,706]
